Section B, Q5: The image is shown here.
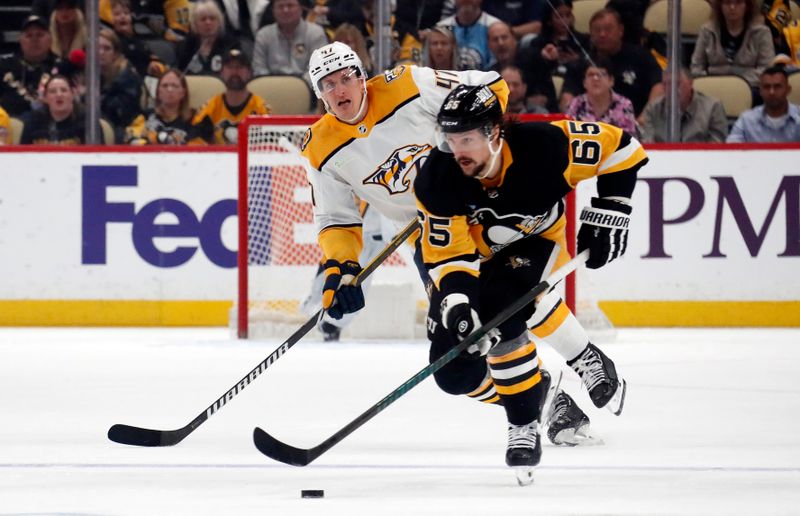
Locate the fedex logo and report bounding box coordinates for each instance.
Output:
[82,165,237,268]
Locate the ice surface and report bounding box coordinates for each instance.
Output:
[1,327,799,515]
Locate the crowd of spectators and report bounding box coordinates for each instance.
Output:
[1,0,799,146]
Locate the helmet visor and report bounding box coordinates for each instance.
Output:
[435,126,491,154]
[317,66,361,96]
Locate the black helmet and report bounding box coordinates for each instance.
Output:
[437,84,503,135]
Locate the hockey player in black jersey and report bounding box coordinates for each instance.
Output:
[414,84,648,480]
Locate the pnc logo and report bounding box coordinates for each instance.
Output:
[81,165,237,268]
[363,143,432,195]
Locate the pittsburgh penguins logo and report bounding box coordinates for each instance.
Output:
[363,143,432,195]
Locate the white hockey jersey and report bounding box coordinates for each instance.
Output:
[301,64,508,263]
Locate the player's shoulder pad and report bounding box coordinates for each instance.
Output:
[301,114,352,170]
[414,148,483,217]
[507,121,570,161]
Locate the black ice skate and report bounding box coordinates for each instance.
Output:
[567,343,627,415]
[506,421,541,486]
[546,391,598,446]
[320,322,341,342]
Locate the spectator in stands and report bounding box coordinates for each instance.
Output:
[519,0,589,112]
[99,28,143,142]
[0,16,60,117]
[193,48,270,144]
[0,105,11,145]
[126,69,213,145]
[99,0,192,42]
[606,0,667,69]
[424,26,463,69]
[110,0,163,79]
[501,65,546,114]
[362,0,424,67]
[333,23,375,77]
[20,75,89,144]
[482,0,542,40]
[49,0,87,59]
[640,68,729,142]
[560,8,663,116]
[437,0,502,70]
[566,59,639,137]
[213,0,271,44]
[396,0,447,37]
[32,0,84,19]
[252,0,329,84]
[488,21,518,71]
[690,0,775,89]
[177,0,239,77]
[727,65,800,141]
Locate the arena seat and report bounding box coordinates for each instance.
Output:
[247,75,314,115]
[9,117,22,145]
[692,74,752,119]
[572,0,606,34]
[788,72,800,105]
[644,0,711,36]
[185,75,226,110]
[99,118,115,145]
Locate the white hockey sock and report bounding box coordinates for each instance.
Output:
[529,291,589,362]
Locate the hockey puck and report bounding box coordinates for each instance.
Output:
[301,489,324,498]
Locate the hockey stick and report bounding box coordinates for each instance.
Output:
[107,219,420,447]
[253,249,590,466]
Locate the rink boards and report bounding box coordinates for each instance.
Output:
[0,143,798,327]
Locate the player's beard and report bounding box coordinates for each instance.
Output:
[225,76,246,91]
[458,158,485,178]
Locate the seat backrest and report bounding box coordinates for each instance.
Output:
[788,72,800,106]
[644,0,711,35]
[692,75,752,118]
[9,117,23,145]
[185,75,226,110]
[572,0,607,34]
[99,118,115,145]
[246,75,314,115]
[552,75,564,98]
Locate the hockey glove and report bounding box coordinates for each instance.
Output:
[441,293,501,359]
[322,259,365,320]
[577,197,633,269]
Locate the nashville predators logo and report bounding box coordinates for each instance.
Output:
[363,143,432,195]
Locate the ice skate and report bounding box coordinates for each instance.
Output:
[506,421,541,486]
[568,343,627,415]
[546,391,602,446]
[320,321,341,342]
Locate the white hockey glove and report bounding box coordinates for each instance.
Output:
[441,293,501,359]
[577,197,632,269]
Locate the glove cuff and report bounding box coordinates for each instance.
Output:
[590,196,633,215]
[440,293,470,330]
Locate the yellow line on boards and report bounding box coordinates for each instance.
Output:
[0,300,233,326]
[601,301,800,327]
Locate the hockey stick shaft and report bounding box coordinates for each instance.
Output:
[253,249,590,466]
[108,219,420,447]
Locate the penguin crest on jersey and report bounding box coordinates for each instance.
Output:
[363,143,432,195]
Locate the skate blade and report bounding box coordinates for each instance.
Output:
[552,424,604,447]
[514,466,535,486]
[605,378,627,416]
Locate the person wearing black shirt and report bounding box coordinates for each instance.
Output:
[0,16,60,117]
[20,75,90,144]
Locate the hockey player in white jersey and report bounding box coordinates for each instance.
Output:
[301,41,593,447]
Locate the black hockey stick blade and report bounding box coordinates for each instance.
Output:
[253,250,589,466]
[108,220,420,447]
[253,428,317,466]
[108,424,191,447]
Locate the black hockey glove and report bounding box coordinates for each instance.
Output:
[577,197,633,269]
[441,293,501,359]
[322,259,365,320]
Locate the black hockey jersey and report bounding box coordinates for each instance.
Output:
[414,120,648,296]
